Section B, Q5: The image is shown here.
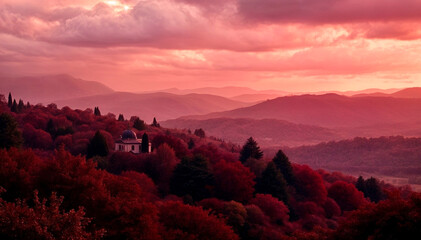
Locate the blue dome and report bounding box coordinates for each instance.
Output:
[121,130,137,140]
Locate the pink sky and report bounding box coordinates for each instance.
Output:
[1,0,421,92]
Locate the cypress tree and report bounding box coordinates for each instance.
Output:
[87,131,109,158]
[94,107,101,116]
[152,117,160,127]
[239,137,263,163]
[0,113,22,149]
[141,132,149,153]
[7,93,12,108]
[256,162,289,204]
[118,114,124,121]
[18,99,24,112]
[11,100,18,113]
[272,150,295,185]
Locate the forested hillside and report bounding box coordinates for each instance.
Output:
[0,93,420,240]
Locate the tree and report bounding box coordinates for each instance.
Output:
[94,107,101,116]
[213,160,256,202]
[194,128,206,138]
[159,201,239,240]
[356,177,384,203]
[152,117,160,127]
[170,155,215,201]
[133,118,146,131]
[239,137,263,163]
[188,138,195,149]
[255,162,289,204]
[272,150,295,185]
[7,93,12,108]
[141,133,149,153]
[0,192,100,240]
[328,181,366,212]
[0,113,22,149]
[118,114,124,121]
[18,99,24,112]
[86,131,109,158]
[11,100,18,113]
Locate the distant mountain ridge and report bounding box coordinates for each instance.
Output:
[162,117,340,147]
[353,87,421,98]
[55,92,252,122]
[178,93,421,128]
[0,74,114,104]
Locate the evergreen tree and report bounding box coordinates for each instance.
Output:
[0,113,22,149]
[272,150,295,185]
[239,137,263,163]
[152,117,160,127]
[355,176,366,193]
[26,102,30,108]
[86,131,109,158]
[365,177,384,203]
[7,93,12,108]
[255,162,289,204]
[18,99,24,112]
[194,128,206,138]
[141,132,149,153]
[11,99,18,113]
[188,138,195,149]
[170,154,215,201]
[133,118,146,131]
[94,107,101,116]
[118,114,125,121]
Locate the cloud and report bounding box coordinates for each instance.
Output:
[237,0,421,24]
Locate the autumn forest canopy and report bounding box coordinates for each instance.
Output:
[0,92,420,240]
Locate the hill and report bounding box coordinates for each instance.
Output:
[55,92,251,122]
[264,136,421,190]
[353,87,421,98]
[182,94,421,128]
[0,74,114,103]
[157,86,288,98]
[162,117,340,147]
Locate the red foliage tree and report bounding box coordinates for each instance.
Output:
[249,194,290,226]
[332,193,421,240]
[159,201,238,240]
[22,123,53,150]
[213,160,256,202]
[0,191,103,240]
[328,181,366,212]
[293,165,328,204]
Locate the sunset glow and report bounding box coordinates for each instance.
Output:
[1,0,421,92]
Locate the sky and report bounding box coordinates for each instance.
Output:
[1,0,421,92]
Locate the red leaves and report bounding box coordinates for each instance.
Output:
[213,160,256,202]
[328,181,367,212]
[159,201,239,240]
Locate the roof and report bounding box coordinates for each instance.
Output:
[122,130,137,140]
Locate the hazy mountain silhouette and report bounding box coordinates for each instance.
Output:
[55,92,251,122]
[162,117,340,147]
[157,86,289,98]
[0,74,114,104]
[353,87,421,98]
[181,94,421,128]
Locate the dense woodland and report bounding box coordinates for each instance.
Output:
[0,93,420,240]
[274,137,421,184]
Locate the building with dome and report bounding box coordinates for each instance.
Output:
[115,129,151,153]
